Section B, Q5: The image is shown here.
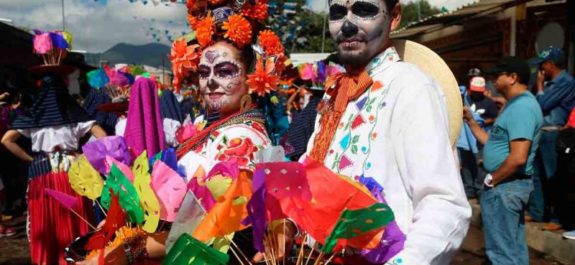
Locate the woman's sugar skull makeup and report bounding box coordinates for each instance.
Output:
[329,0,391,66]
[198,41,248,113]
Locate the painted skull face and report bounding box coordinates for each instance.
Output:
[198,41,248,114]
[329,0,391,67]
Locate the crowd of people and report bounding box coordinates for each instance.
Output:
[458,46,575,264]
[0,0,572,265]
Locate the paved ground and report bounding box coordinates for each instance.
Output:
[0,214,565,265]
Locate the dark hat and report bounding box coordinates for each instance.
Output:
[485,56,531,85]
[533,46,564,66]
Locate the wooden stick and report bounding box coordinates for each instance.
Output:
[229,238,252,265]
[229,245,246,265]
[283,221,287,265]
[296,233,307,265]
[312,252,325,265]
[304,244,314,265]
[324,252,337,265]
[70,208,97,230]
[95,200,107,218]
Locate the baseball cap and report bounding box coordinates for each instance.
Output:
[469,76,486,92]
[534,46,565,65]
[485,56,531,85]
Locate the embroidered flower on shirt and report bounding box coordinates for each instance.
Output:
[216,137,258,167]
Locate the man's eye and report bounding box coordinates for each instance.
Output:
[351,2,380,18]
[329,4,347,20]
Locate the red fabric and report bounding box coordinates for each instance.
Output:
[567,108,575,128]
[28,171,93,265]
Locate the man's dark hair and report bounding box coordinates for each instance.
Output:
[328,0,399,12]
[385,0,399,12]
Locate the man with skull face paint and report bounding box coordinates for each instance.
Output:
[303,0,471,264]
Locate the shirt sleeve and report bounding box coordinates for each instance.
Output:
[536,81,572,114]
[506,105,538,142]
[163,118,182,147]
[387,79,471,265]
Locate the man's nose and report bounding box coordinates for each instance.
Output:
[341,20,359,38]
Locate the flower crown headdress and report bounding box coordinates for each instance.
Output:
[171,0,287,95]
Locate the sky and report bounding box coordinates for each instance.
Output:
[0,0,476,53]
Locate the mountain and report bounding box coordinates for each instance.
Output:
[85,42,171,68]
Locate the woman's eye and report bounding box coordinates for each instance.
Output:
[351,2,380,18]
[215,63,240,78]
[329,4,348,20]
[198,66,210,78]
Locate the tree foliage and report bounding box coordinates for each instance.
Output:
[399,0,443,28]
[272,0,442,53]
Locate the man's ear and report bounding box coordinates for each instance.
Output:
[389,3,402,32]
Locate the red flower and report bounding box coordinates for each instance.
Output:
[170,38,201,90]
[247,58,279,96]
[216,137,257,167]
[188,14,199,30]
[222,14,252,48]
[242,0,268,21]
[196,14,215,47]
[258,30,284,55]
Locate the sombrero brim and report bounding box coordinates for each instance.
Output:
[392,39,463,147]
[30,65,76,75]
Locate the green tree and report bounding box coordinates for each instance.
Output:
[400,0,443,28]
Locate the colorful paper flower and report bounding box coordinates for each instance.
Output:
[247,58,280,96]
[222,14,252,48]
[242,0,268,21]
[196,14,215,47]
[208,0,226,5]
[187,14,200,30]
[258,30,284,55]
[170,38,201,90]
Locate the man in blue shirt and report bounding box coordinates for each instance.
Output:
[529,46,575,226]
[464,56,543,265]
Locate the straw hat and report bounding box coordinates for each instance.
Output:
[392,39,462,147]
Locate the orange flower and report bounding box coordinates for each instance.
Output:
[222,14,252,48]
[196,14,215,47]
[247,58,279,96]
[258,30,284,55]
[186,0,195,10]
[170,38,201,90]
[187,14,199,30]
[242,0,268,21]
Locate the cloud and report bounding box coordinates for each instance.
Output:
[0,0,188,52]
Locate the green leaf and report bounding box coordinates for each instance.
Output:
[351,145,358,154]
[352,135,360,143]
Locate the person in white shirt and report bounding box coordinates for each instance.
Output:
[2,69,107,265]
[303,0,471,264]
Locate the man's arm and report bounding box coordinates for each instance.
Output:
[387,82,471,265]
[536,75,572,113]
[488,140,531,185]
[463,107,489,144]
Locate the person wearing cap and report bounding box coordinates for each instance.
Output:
[303,0,471,264]
[458,76,500,200]
[464,56,543,265]
[529,46,575,228]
